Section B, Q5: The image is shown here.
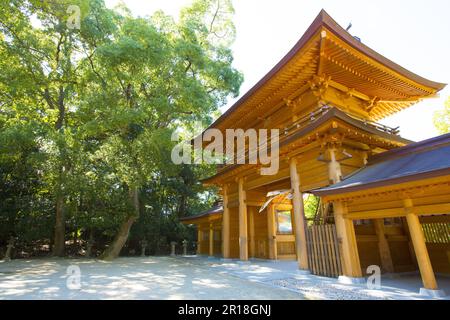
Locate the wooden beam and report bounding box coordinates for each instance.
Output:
[344,202,450,220]
[344,207,405,220]
[238,178,249,261]
[413,203,450,216]
[289,157,309,270]
[404,199,438,290]
[285,140,321,159]
[246,201,266,207]
[420,215,450,223]
[322,175,450,203]
[244,166,290,191]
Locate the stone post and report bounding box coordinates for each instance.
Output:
[170,241,177,256]
[4,237,15,262]
[140,240,148,257]
[86,239,94,258]
[182,240,188,256]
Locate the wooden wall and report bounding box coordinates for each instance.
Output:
[221,202,297,260]
[229,207,240,259]
[427,244,450,274]
[198,222,222,256]
[277,235,296,258]
[355,218,450,275]
[199,227,209,255]
[355,221,416,273]
[213,229,222,256]
[355,224,382,272]
[252,207,269,259]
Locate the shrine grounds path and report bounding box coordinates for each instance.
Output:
[0,256,303,300]
[1,256,449,300]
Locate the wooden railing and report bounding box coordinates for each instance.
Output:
[283,105,400,138]
[346,112,400,135]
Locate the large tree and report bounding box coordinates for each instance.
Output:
[0,0,242,259]
[0,0,95,256]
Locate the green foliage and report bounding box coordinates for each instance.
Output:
[304,194,319,222]
[434,97,450,134]
[0,0,242,256]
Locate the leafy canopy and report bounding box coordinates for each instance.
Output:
[0,0,242,254]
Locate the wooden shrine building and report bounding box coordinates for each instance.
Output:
[180,10,448,296]
[312,133,450,295]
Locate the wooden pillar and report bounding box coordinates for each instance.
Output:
[328,146,361,278]
[248,206,256,258]
[222,185,230,259]
[197,228,202,255]
[267,204,277,260]
[289,157,308,270]
[374,219,394,273]
[209,223,214,257]
[404,199,438,290]
[238,177,249,261]
[401,217,419,269]
[334,201,362,277]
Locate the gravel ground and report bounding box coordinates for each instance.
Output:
[0,257,303,300]
[181,257,449,300]
[1,256,448,300]
[268,278,384,300]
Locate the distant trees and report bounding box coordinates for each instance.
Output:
[0,0,242,259]
[434,97,450,134]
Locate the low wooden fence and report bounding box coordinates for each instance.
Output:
[306,224,342,278]
[422,221,450,274]
[422,222,450,244]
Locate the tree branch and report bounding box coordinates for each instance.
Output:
[55,86,65,130]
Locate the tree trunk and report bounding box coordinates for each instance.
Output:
[100,187,139,261]
[177,194,187,218]
[51,86,67,257]
[86,229,94,258]
[52,195,65,257]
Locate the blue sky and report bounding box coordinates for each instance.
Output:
[105,0,450,141]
